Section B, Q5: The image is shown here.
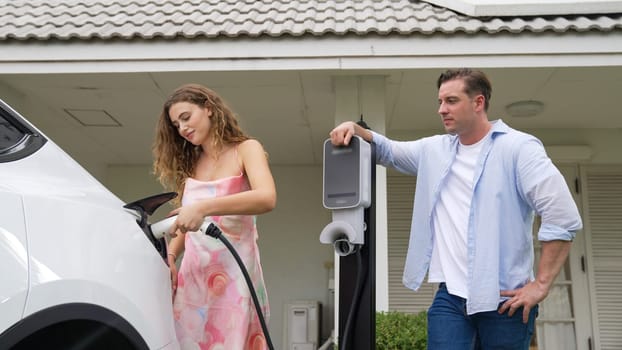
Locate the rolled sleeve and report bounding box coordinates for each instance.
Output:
[517,138,583,241]
[538,222,578,241]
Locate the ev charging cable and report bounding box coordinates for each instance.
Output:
[150,217,275,350]
[340,246,366,350]
[201,222,275,350]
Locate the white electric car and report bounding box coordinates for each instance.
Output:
[0,98,179,349]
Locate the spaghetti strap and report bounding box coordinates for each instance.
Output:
[235,142,244,174]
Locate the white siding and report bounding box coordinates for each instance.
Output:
[582,166,622,350]
[387,172,436,313]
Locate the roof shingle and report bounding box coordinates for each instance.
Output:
[1,0,620,41]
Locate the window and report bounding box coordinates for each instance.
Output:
[0,115,24,150]
[0,100,46,162]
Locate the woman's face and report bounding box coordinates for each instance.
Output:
[168,101,213,145]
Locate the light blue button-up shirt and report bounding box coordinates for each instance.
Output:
[372,120,582,314]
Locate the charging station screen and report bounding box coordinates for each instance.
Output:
[323,137,360,209]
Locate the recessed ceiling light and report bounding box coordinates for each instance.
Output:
[505,100,544,118]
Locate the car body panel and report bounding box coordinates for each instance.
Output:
[0,98,178,349]
[23,193,175,349]
[0,190,28,333]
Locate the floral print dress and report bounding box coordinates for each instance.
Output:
[173,174,269,350]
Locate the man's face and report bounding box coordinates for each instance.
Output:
[437,78,480,137]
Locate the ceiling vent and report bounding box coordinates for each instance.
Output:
[64,109,121,127]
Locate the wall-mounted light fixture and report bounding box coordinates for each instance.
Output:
[505,100,544,118]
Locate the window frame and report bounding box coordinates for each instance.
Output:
[0,99,47,163]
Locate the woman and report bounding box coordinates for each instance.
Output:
[153,83,276,350]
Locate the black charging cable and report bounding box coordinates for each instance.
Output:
[203,223,275,350]
[339,247,367,350]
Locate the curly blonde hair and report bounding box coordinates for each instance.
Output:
[152,84,250,202]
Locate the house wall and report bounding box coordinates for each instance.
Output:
[533,128,622,164]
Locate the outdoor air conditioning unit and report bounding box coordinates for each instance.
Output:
[283,300,321,350]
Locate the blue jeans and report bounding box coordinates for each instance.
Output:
[427,283,537,350]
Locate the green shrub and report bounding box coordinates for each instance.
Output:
[376,310,427,350]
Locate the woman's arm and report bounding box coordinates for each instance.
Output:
[167,231,185,297]
[167,233,185,264]
[170,139,277,233]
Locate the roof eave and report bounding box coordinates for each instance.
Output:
[1,31,621,74]
[426,0,622,17]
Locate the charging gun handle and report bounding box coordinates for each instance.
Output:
[151,216,221,240]
[149,216,177,239]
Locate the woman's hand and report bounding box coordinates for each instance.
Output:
[168,203,205,234]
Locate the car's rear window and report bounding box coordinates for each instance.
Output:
[0,113,26,151]
[0,102,46,162]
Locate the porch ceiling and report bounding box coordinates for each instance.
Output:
[0,66,620,172]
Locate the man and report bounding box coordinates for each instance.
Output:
[329,68,582,349]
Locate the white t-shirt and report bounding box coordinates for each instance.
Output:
[428,136,485,299]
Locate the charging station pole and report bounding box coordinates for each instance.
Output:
[338,135,376,350]
[319,120,376,350]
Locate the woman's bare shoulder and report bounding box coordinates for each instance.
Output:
[238,138,265,152]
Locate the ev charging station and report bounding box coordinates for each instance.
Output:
[320,131,376,350]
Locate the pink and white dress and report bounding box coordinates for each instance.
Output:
[172,174,269,350]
